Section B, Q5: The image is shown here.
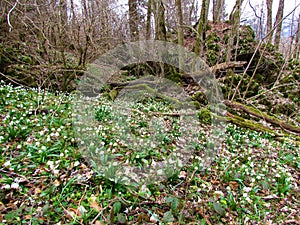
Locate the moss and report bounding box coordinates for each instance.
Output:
[197,108,212,124]
[192,91,208,105]
[240,25,255,42]
[109,88,118,100]
[165,71,182,84]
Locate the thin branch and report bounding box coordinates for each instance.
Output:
[7,0,18,32]
[230,2,300,101]
[0,72,30,88]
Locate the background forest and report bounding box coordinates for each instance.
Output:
[0,0,300,224]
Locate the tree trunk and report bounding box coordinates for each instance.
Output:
[175,0,184,69]
[194,0,210,56]
[226,0,243,62]
[146,0,152,40]
[175,0,184,46]
[274,0,284,49]
[213,0,224,23]
[129,0,139,41]
[294,13,300,60]
[266,0,273,42]
[153,0,167,41]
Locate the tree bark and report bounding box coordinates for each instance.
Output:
[294,13,300,60]
[274,0,284,49]
[129,0,139,41]
[153,0,167,41]
[266,0,273,42]
[194,0,210,56]
[226,0,243,62]
[146,0,152,40]
[175,0,184,69]
[175,0,184,46]
[213,0,224,23]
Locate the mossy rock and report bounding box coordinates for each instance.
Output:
[165,71,182,84]
[197,108,212,124]
[192,91,208,105]
[240,25,255,42]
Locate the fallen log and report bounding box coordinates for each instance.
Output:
[224,100,300,136]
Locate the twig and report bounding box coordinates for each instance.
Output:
[0,72,30,88]
[0,168,29,182]
[231,2,300,101]
[75,185,87,223]
[284,220,300,225]
[7,0,18,32]
[178,169,197,223]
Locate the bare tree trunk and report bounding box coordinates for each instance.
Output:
[153,0,166,41]
[175,0,184,69]
[266,0,273,42]
[226,0,243,62]
[213,0,224,23]
[274,0,284,49]
[146,0,152,40]
[294,14,300,60]
[129,0,139,41]
[194,0,210,56]
[175,0,184,46]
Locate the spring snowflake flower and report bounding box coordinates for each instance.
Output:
[3,161,11,167]
[11,182,20,189]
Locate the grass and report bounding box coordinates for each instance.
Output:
[0,81,299,224]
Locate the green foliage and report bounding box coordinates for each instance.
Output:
[0,83,299,224]
[197,108,212,124]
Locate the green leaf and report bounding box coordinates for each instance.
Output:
[117,213,127,224]
[163,211,175,222]
[213,202,225,215]
[113,201,122,214]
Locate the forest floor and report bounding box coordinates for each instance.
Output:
[0,82,299,224]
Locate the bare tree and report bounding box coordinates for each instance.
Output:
[146,0,152,40]
[274,0,285,49]
[0,0,127,90]
[175,0,184,46]
[175,0,184,69]
[294,13,300,59]
[226,0,243,61]
[194,0,210,56]
[213,0,225,23]
[129,0,139,41]
[266,0,273,41]
[153,0,167,41]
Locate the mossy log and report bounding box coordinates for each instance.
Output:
[224,100,300,136]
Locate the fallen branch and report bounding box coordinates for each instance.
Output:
[210,61,247,73]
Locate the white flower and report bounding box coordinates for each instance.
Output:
[47,161,54,166]
[2,184,10,189]
[3,161,11,167]
[53,169,60,175]
[243,187,252,192]
[11,182,20,189]
[17,144,22,149]
[41,146,47,150]
[74,161,80,167]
